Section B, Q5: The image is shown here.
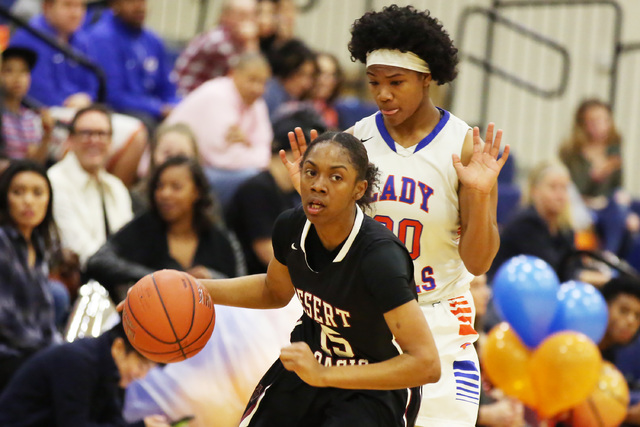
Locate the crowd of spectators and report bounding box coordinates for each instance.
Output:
[1,0,640,426]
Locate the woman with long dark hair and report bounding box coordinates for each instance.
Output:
[86,156,246,302]
[0,159,62,391]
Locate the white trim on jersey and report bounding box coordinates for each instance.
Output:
[299,205,364,268]
[374,109,451,154]
[354,109,475,304]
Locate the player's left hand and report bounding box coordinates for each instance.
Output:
[452,123,509,194]
[279,127,318,195]
[280,342,326,387]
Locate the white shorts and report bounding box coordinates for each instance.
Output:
[416,290,480,427]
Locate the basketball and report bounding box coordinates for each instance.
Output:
[122,269,215,363]
[571,361,630,427]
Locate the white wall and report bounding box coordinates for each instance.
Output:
[147,0,640,195]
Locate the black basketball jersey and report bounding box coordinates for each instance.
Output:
[273,205,417,367]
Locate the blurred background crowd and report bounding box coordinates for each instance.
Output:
[1,0,640,426]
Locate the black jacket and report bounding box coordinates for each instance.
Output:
[0,333,144,426]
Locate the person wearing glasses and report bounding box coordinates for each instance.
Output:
[47,104,133,268]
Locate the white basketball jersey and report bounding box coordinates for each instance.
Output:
[354,110,475,303]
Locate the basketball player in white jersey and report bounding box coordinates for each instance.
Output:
[284,5,510,426]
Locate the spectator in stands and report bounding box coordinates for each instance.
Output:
[263,38,316,122]
[597,276,640,425]
[147,123,200,174]
[86,156,246,302]
[560,98,640,258]
[310,52,343,130]
[225,104,324,274]
[47,104,133,267]
[256,0,278,53]
[166,52,272,207]
[489,159,610,286]
[131,122,200,215]
[0,46,54,163]
[0,160,61,392]
[9,0,97,108]
[86,0,180,129]
[0,321,169,427]
[173,0,258,96]
[561,99,622,206]
[258,0,297,54]
[599,275,640,361]
[8,0,148,187]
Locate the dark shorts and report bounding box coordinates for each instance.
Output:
[240,359,421,427]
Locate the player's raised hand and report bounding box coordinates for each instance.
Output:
[279,127,318,194]
[280,342,326,387]
[452,123,509,194]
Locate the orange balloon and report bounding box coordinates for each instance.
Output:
[481,322,537,408]
[530,332,602,419]
[571,361,630,427]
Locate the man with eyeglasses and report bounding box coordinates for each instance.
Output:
[48,104,133,268]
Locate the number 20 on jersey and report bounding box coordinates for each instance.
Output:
[374,215,436,293]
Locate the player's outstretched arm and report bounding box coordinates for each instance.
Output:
[198,258,295,309]
[454,123,509,275]
[279,299,440,390]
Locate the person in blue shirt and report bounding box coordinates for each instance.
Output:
[8,0,98,108]
[86,0,180,128]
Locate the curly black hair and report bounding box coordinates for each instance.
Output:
[348,4,458,85]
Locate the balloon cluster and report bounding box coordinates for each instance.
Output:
[483,255,629,424]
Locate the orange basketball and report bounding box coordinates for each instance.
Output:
[122,269,215,363]
[570,361,630,427]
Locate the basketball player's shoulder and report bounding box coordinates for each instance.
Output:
[275,205,306,225]
[443,109,472,135]
[361,215,405,247]
[273,206,306,240]
[352,111,379,141]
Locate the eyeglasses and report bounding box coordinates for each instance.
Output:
[73,129,112,139]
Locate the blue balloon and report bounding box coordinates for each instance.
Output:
[492,255,560,348]
[548,280,609,344]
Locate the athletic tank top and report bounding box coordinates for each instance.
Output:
[354,109,475,303]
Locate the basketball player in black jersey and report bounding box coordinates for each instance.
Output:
[199,131,440,427]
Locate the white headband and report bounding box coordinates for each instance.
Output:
[366,49,431,74]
